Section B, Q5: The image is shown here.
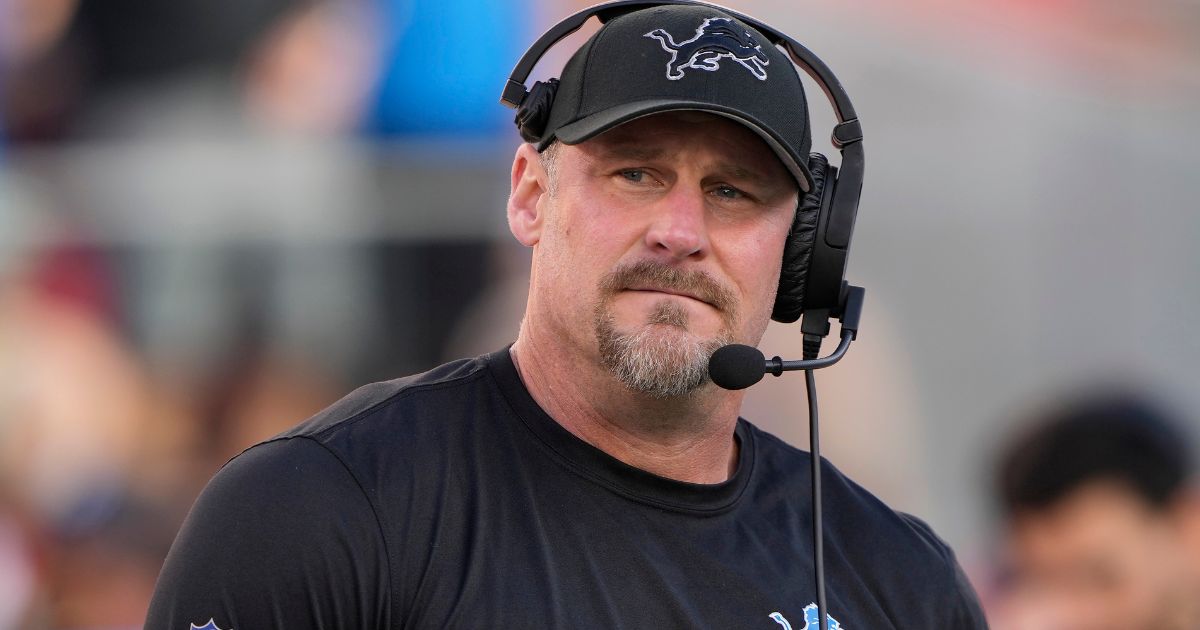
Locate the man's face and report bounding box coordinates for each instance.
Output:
[1004,481,1199,630]
[516,111,798,398]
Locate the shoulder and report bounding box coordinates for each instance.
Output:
[252,352,509,468]
[745,422,987,627]
[278,353,495,441]
[147,437,391,628]
[746,421,945,556]
[222,351,520,523]
[887,512,988,627]
[148,354,510,628]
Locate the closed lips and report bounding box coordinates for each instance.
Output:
[626,286,711,306]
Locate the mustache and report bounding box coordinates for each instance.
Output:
[599,260,737,316]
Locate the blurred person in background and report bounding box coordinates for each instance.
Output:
[2,0,380,627]
[990,391,1200,630]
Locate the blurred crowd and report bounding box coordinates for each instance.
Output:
[2,0,1198,628]
[0,0,536,626]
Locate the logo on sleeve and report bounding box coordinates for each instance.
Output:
[190,620,229,630]
[769,603,843,629]
[644,17,770,81]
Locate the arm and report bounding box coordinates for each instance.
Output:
[145,437,390,630]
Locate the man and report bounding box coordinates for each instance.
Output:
[147,4,985,628]
[992,392,1200,630]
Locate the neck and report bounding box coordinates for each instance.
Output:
[510,330,742,485]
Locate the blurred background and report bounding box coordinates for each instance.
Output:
[0,0,1197,627]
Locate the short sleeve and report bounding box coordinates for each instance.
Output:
[145,437,390,630]
[897,513,989,629]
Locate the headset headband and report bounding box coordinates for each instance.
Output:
[500,0,862,148]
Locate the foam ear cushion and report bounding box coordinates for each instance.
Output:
[772,152,828,323]
[515,79,560,143]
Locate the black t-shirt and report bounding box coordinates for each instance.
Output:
[147,349,987,629]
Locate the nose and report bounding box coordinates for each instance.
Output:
[644,187,709,260]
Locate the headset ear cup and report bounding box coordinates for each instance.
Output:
[772,153,829,323]
[514,78,560,143]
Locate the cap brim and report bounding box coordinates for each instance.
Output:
[553,100,813,193]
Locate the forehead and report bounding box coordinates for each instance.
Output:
[1010,480,1169,561]
[575,111,794,183]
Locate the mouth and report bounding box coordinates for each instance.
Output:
[624,286,714,308]
[600,261,735,318]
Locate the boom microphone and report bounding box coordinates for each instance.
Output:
[707,285,865,391]
[708,345,768,390]
[707,332,854,390]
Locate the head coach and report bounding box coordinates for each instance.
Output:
[146,2,986,628]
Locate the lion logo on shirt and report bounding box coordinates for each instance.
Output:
[769,603,843,629]
[190,620,229,630]
[644,17,770,81]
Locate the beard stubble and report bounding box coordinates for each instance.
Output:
[593,261,738,399]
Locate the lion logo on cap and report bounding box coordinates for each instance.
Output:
[645,17,769,81]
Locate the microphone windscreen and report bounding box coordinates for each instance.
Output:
[708,344,767,390]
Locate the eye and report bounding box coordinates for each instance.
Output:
[712,184,745,200]
[619,169,647,183]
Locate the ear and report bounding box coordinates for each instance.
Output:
[508,143,550,247]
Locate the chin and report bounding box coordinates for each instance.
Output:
[594,314,731,399]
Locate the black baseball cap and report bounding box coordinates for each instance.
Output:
[536,4,814,192]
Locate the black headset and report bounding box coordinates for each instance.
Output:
[500,0,864,338]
